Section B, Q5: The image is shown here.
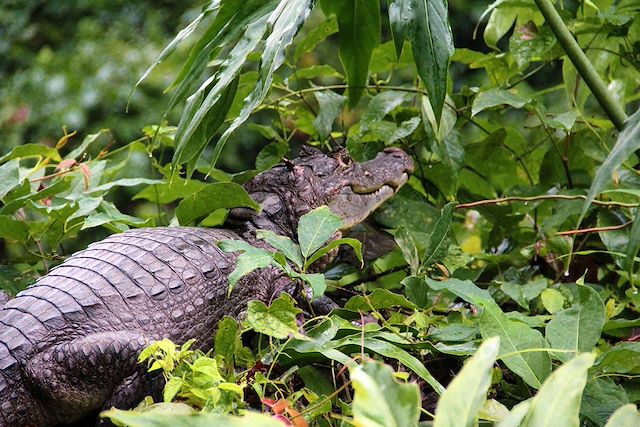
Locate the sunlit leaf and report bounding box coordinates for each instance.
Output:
[246,294,304,339]
[175,183,259,225]
[434,337,500,427]
[297,206,342,258]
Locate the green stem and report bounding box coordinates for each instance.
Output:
[534,0,628,130]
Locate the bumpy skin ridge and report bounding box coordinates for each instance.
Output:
[0,227,281,426]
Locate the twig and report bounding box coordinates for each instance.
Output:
[456,194,639,209]
[557,221,632,236]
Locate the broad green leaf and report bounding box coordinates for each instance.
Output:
[545,285,605,362]
[0,160,20,200]
[297,272,326,299]
[65,129,109,160]
[471,88,531,116]
[163,377,183,402]
[133,178,208,204]
[541,288,565,314]
[82,201,152,231]
[427,278,551,388]
[392,0,453,122]
[500,279,547,310]
[351,361,421,427]
[87,178,163,194]
[604,404,640,427]
[101,410,283,427]
[304,237,363,269]
[209,0,314,168]
[245,294,304,339]
[294,64,342,80]
[626,206,640,284]
[597,342,640,374]
[256,229,303,269]
[0,143,61,164]
[219,240,274,292]
[496,401,531,427]
[297,206,342,258]
[402,276,430,308]
[422,202,455,268]
[434,337,500,427]
[320,0,381,107]
[0,179,70,215]
[580,108,640,229]
[214,316,240,370]
[361,91,411,133]
[294,14,339,61]
[521,353,596,427]
[175,183,259,225]
[0,215,29,242]
[313,90,346,141]
[581,377,629,426]
[345,288,416,311]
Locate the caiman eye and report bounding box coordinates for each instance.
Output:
[337,152,352,168]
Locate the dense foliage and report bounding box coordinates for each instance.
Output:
[2,0,640,425]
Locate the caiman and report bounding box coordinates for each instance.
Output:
[0,146,413,426]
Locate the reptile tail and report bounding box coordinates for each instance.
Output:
[0,345,47,426]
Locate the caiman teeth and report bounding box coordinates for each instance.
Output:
[350,172,409,194]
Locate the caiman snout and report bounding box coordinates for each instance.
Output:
[383,146,415,174]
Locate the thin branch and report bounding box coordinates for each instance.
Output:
[557,221,632,236]
[456,194,639,209]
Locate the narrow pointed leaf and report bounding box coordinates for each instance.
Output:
[320,0,381,107]
[434,337,500,427]
[521,353,596,427]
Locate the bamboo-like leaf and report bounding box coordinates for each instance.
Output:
[389,0,453,122]
[320,0,381,107]
[579,108,640,230]
[208,0,314,168]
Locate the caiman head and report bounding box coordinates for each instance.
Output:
[232,147,414,237]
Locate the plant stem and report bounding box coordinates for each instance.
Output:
[533,0,628,130]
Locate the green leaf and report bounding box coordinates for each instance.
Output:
[297,272,326,300]
[604,404,640,427]
[496,401,531,427]
[500,278,547,310]
[175,183,259,225]
[427,278,551,389]
[313,90,346,141]
[402,276,430,308]
[391,0,453,122]
[422,202,455,268]
[361,91,411,133]
[471,88,531,116]
[304,237,363,270]
[351,361,421,427]
[297,206,342,258]
[209,0,314,168]
[219,240,274,292]
[82,201,152,231]
[245,294,304,339]
[163,377,183,402]
[0,215,29,242]
[545,285,605,362]
[101,410,283,427]
[133,177,208,204]
[394,226,421,275]
[434,337,500,427]
[521,353,596,427]
[65,130,109,160]
[580,108,640,229]
[626,207,640,284]
[214,316,240,369]
[345,288,416,311]
[597,342,640,374]
[581,377,629,426]
[320,0,381,107]
[256,229,303,269]
[0,160,20,200]
[0,143,61,164]
[87,178,163,194]
[0,178,70,215]
[294,14,338,61]
[541,288,565,314]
